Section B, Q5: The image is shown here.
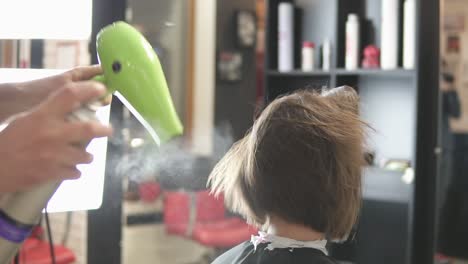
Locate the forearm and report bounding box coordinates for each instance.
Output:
[0,82,32,123]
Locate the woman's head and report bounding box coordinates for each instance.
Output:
[208,86,367,239]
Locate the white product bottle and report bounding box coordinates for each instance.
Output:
[381,0,400,69]
[302,41,315,71]
[322,38,331,71]
[18,39,31,68]
[278,2,294,72]
[403,0,416,69]
[345,14,360,70]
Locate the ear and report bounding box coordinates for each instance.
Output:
[322,86,359,114]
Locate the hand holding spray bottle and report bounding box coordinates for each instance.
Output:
[0,21,183,263]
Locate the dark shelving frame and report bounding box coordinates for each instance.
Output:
[264,0,439,264]
[87,1,126,264]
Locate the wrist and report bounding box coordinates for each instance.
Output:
[15,82,40,109]
[12,82,28,98]
[0,82,28,103]
[15,80,51,108]
[0,83,28,122]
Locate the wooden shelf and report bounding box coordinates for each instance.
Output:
[267,69,415,78]
[335,68,415,77]
[267,70,331,77]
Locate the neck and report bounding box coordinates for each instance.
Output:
[267,215,325,241]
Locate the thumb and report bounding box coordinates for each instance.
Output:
[68,65,103,81]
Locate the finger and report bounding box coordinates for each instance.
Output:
[57,166,82,180]
[34,166,81,185]
[65,121,113,143]
[58,146,94,167]
[68,65,103,81]
[40,81,107,117]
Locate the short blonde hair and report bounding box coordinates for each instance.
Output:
[208,86,367,239]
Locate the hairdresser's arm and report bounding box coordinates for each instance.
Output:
[0,65,103,123]
[0,66,113,192]
[0,82,30,123]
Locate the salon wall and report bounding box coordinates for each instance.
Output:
[215,0,256,140]
[191,0,217,156]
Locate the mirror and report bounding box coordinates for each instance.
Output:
[120,1,223,263]
[435,0,468,263]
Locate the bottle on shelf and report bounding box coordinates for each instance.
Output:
[345,14,360,70]
[19,39,31,68]
[362,45,380,68]
[278,2,294,72]
[381,0,400,69]
[322,38,331,71]
[302,41,315,72]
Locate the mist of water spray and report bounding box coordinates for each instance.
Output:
[113,122,235,189]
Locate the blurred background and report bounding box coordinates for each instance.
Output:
[0,0,466,263]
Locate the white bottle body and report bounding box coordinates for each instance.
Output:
[381,0,400,69]
[322,39,331,71]
[302,44,314,72]
[403,0,416,69]
[346,14,360,70]
[18,39,31,68]
[278,3,294,72]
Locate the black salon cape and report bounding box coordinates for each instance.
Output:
[212,242,337,264]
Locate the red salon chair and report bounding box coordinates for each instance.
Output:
[163,190,257,249]
[138,181,162,203]
[13,227,76,264]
